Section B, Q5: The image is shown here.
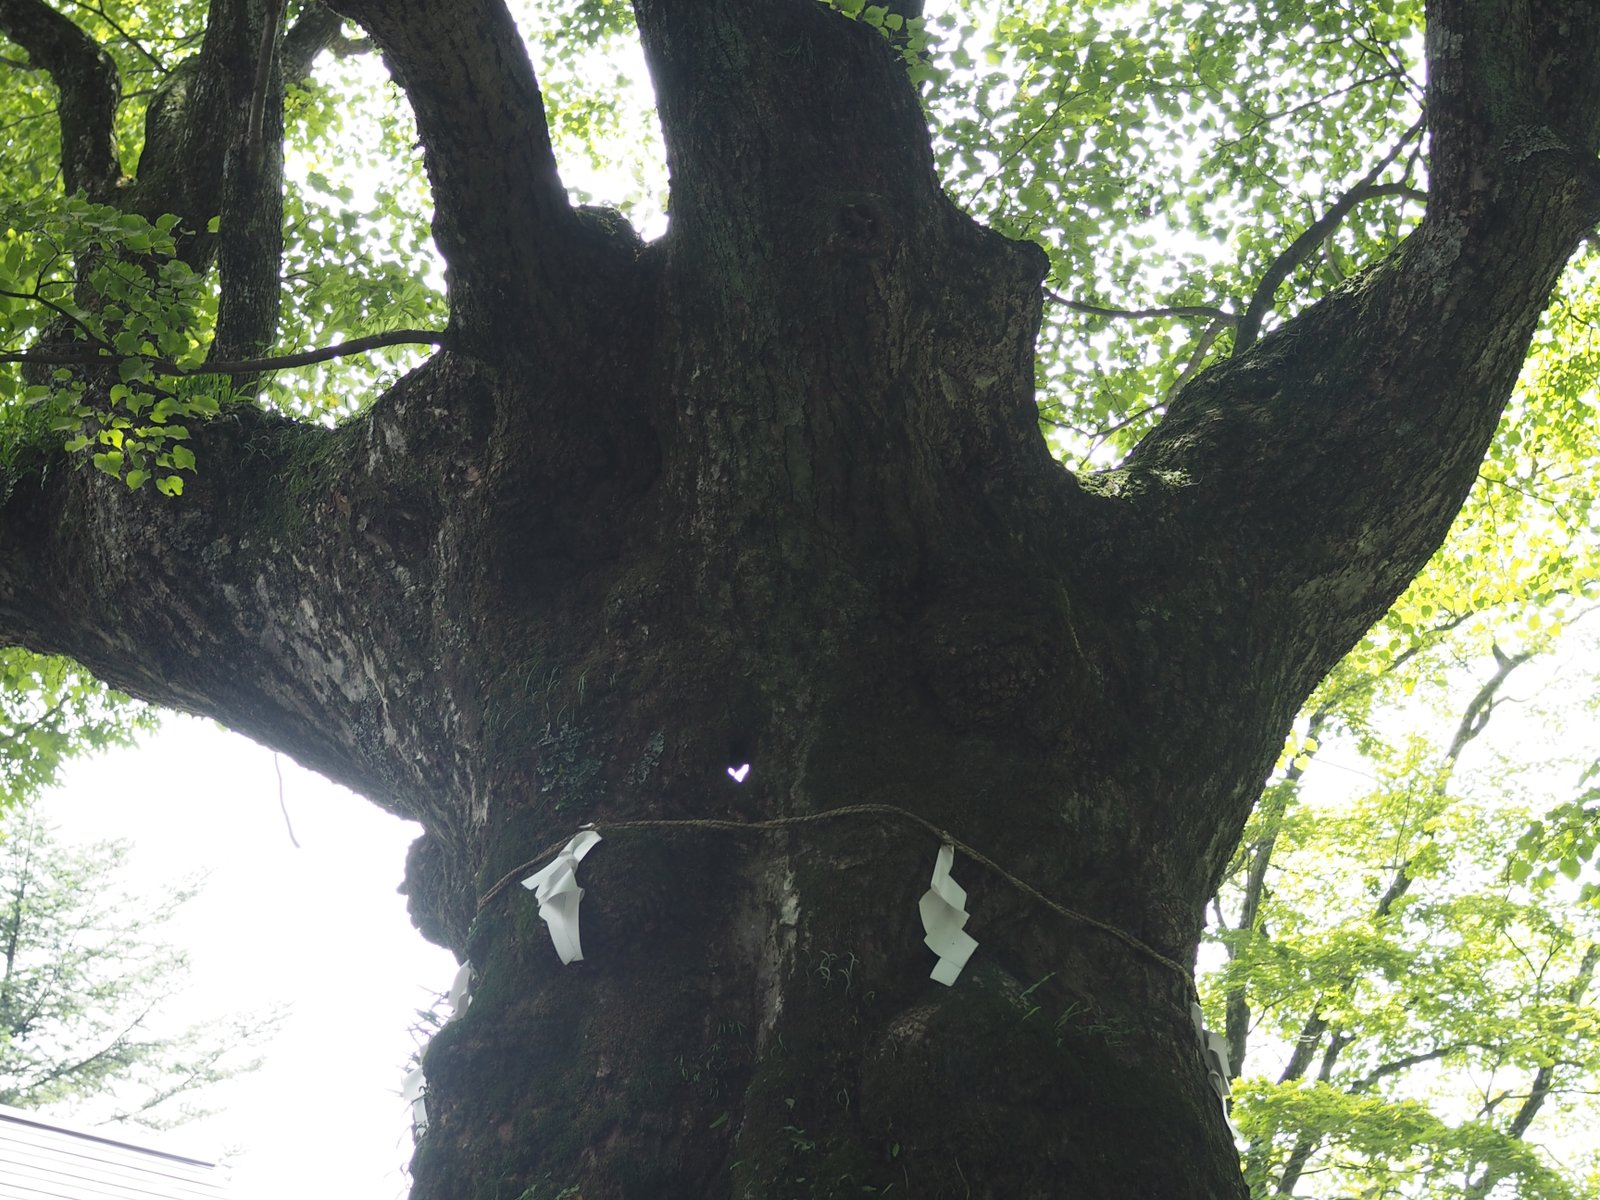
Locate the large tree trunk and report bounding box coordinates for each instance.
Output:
[4,1,1600,1197]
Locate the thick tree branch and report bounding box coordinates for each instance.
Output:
[0,0,122,198]
[208,0,286,367]
[325,0,614,351]
[243,0,283,155]
[1427,1,1600,213]
[280,0,345,80]
[632,0,951,291]
[0,353,491,842]
[1114,9,1600,895]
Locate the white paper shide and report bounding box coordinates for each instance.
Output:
[1190,1001,1240,1139]
[919,843,978,986]
[402,959,475,1136]
[446,960,473,1020]
[402,1065,428,1133]
[521,829,603,964]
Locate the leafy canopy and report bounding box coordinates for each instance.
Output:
[2,0,1600,1187]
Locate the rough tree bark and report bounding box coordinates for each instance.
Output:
[3,1,1600,1197]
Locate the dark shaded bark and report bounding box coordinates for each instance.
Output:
[4,1,1600,1198]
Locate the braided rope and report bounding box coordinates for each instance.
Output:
[475,802,1193,981]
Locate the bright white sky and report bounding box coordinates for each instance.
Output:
[41,714,456,1200]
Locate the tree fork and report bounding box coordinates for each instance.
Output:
[6,1,1600,1198]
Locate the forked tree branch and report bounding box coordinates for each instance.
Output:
[1234,120,1426,351]
[326,0,589,349]
[1119,4,1600,768]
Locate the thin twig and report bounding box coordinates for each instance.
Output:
[62,0,170,75]
[0,283,103,347]
[273,752,301,849]
[1045,288,1234,325]
[1166,314,1230,403]
[1235,116,1427,350]
[0,327,447,376]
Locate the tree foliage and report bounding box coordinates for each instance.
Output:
[0,647,147,811]
[0,796,274,1125]
[1210,630,1600,1199]
[2,0,1600,1197]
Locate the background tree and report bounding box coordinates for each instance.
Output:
[1210,632,1600,1199]
[3,1,1600,1198]
[0,796,273,1125]
[0,641,262,1127]
[1202,255,1600,1196]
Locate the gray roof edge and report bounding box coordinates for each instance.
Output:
[0,1102,220,1169]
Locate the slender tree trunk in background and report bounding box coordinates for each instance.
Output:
[4,1,1600,1197]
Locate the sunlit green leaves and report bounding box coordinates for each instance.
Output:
[1212,632,1600,1198]
[908,0,1427,463]
[509,0,666,232]
[0,194,219,488]
[252,67,442,424]
[0,649,150,812]
[1509,765,1600,902]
